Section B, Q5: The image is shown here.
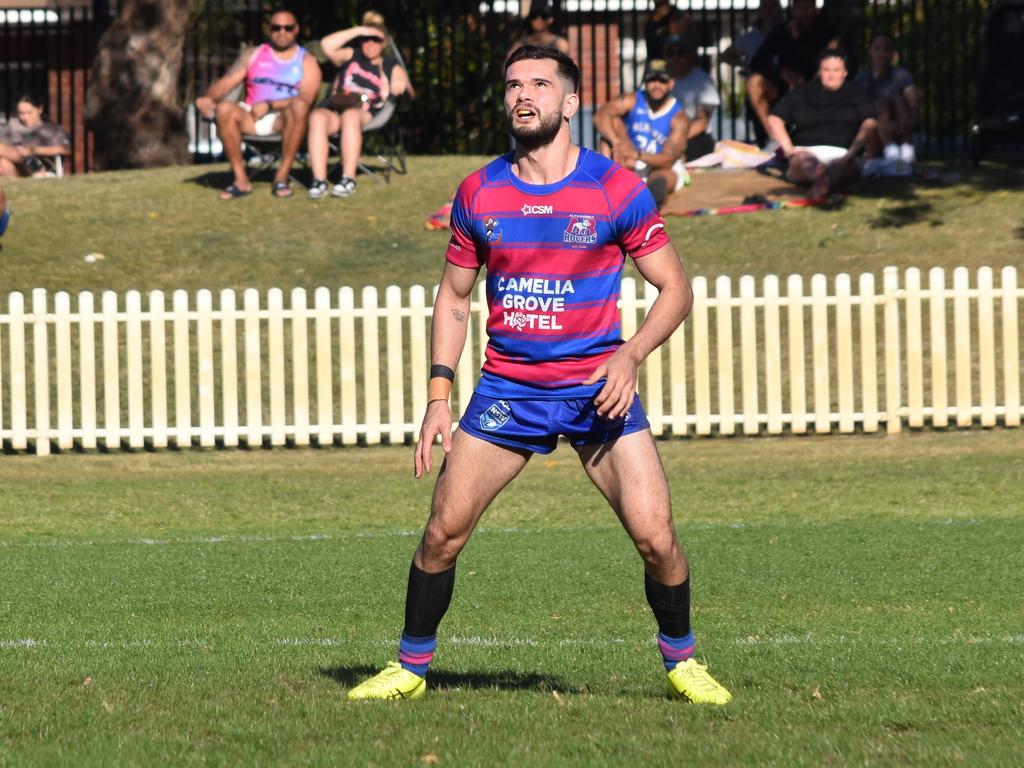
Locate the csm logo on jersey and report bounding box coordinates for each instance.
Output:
[564,215,598,245]
[521,204,553,216]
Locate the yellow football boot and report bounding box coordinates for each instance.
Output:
[666,658,732,705]
[348,661,426,701]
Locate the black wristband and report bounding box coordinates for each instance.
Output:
[429,364,455,381]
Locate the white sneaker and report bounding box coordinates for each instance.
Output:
[308,179,328,199]
[884,143,900,161]
[331,177,356,198]
[899,143,916,163]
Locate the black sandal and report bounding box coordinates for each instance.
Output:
[271,181,294,198]
[219,183,252,200]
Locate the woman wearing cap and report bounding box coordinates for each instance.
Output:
[307,11,410,200]
[506,2,570,61]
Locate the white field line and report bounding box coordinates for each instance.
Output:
[3,633,1023,652]
[0,518,985,551]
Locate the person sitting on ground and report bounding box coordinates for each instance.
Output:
[720,0,784,146]
[506,1,570,60]
[767,50,878,201]
[853,31,918,167]
[0,95,71,178]
[194,7,321,200]
[747,0,839,146]
[664,35,721,161]
[307,11,410,199]
[594,59,690,207]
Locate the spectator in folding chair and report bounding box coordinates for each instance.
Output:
[0,94,71,178]
[306,12,410,199]
[194,7,322,200]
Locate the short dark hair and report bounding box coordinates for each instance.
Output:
[870,31,895,45]
[505,45,581,94]
[268,6,298,21]
[16,94,44,109]
[818,47,848,67]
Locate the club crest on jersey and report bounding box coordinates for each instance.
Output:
[480,400,511,431]
[564,215,597,245]
[484,216,503,244]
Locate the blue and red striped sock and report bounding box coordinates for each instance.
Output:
[398,633,436,677]
[657,630,695,671]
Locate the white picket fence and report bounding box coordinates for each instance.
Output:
[0,265,1020,455]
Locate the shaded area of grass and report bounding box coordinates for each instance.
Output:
[1,431,1022,765]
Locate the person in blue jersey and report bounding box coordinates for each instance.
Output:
[346,45,732,706]
[594,59,690,207]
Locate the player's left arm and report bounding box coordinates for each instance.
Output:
[585,243,692,419]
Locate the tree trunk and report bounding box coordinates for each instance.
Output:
[85,0,190,170]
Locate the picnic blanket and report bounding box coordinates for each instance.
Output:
[661,168,817,217]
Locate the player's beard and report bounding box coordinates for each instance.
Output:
[507,108,563,151]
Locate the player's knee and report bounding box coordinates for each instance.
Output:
[420,522,466,565]
[634,530,678,567]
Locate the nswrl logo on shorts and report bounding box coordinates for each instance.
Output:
[480,400,511,431]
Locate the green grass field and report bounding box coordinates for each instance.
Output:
[2,158,1023,764]
[2,430,1022,765]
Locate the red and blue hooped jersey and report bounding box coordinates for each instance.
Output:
[445,148,671,398]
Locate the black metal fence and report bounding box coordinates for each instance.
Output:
[0,1,994,173]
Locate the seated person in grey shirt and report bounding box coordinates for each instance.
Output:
[853,32,918,164]
[0,94,71,177]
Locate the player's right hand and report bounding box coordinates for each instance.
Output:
[414,401,452,479]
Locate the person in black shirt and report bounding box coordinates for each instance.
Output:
[768,50,878,201]
[307,12,410,199]
[747,0,839,145]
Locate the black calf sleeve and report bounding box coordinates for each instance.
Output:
[644,571,691,638]
[403,561,456,638]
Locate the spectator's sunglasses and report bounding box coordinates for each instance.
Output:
[270,23,297,32]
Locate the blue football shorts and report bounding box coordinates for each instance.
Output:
[458,392,650,454]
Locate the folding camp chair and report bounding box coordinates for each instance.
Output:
[349,95,408,184]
